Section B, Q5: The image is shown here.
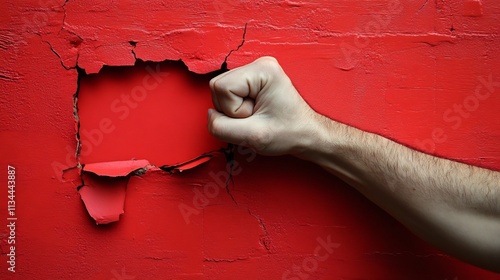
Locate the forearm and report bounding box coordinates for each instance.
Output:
[298,113,500,271]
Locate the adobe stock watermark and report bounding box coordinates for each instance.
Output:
[339,0,403,67]
[178,143,257,224]
[383,74,499,193]
[51,63,170,178]
[282,235,340,280]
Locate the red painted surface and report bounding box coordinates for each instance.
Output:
[1,0,500,279]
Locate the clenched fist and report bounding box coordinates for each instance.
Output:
[208,56,320,156]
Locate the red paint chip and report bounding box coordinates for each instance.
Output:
[83,159,150,177]
[79,174,129,225]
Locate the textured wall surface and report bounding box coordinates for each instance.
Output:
[1,0,499,279]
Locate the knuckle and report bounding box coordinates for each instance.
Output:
[256,56,284,81]
[210,78,224,94]
[258,56,280,69]
[258,56,279,65]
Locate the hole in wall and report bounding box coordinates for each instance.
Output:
[76,60,224,165]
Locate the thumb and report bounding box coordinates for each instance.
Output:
[208,108,254,144]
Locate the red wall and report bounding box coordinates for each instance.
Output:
[1,0,499,279]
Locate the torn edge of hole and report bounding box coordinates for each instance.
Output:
[129,41,137,60]
[73,68,83,165]
[159,150,220,173]
[59,65,85,190]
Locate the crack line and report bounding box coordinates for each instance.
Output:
[248,209,271,253]
[222,23,248,70]
[73,67,85,174]
[41,38,75,70]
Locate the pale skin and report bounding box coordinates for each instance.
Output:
[207,57,500,272]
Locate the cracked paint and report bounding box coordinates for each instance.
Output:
[1,0,500,279]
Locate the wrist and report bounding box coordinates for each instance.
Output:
[291,110,339,161]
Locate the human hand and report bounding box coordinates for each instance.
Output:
[208,56,319,156]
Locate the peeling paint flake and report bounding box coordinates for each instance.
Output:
[79,172,128,225]
[83,159,150,177]
[78,159,148,224]
[160,153,214,173]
